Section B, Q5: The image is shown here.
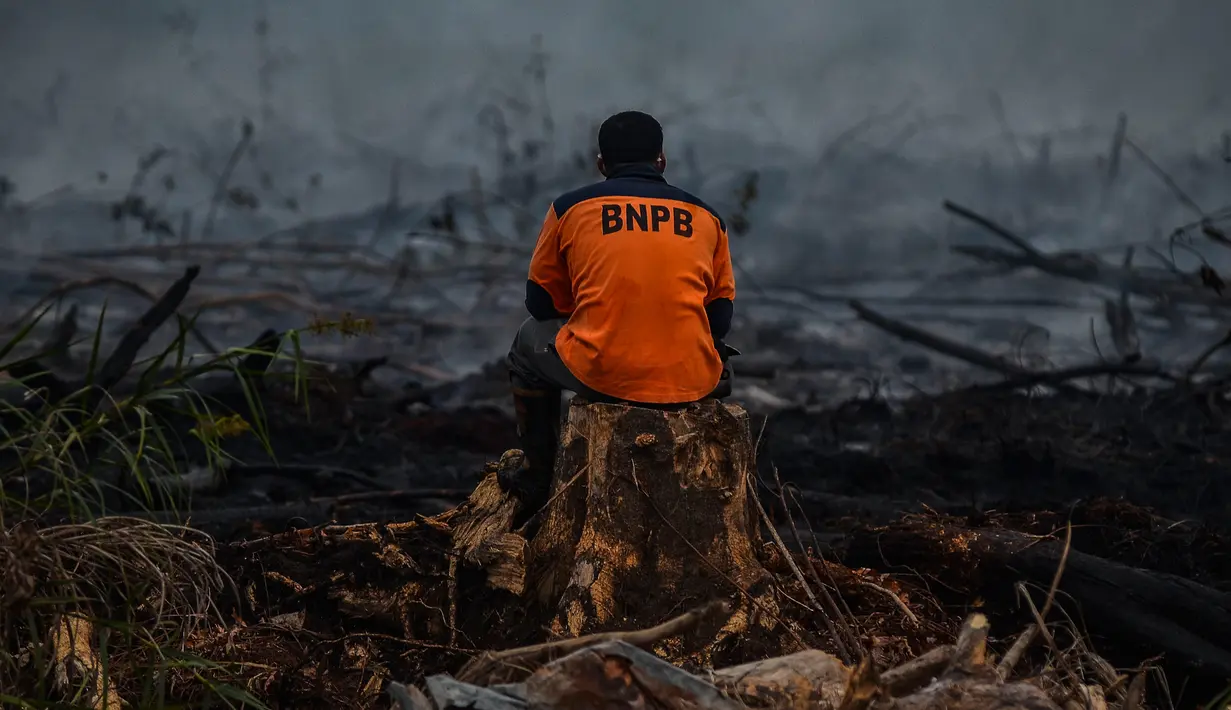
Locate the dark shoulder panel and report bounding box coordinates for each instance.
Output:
[550,180,609,219]
[552,178,726,232]
[667,185,727,233]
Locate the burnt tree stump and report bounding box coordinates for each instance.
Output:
[527,398,776,641]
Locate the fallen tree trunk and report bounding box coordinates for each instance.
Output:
[528,399,776,642]
[842,517,1231,678]
[393,614,1070,710]
[848,299,1168,388]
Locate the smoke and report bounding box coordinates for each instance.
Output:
[0,0,1228,370]
[2,0,1227,187]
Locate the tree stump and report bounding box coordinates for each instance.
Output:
[527,398,776,642]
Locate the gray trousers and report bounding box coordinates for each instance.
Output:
[505,317,732,404]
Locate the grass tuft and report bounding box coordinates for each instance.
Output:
[0,290,354,706]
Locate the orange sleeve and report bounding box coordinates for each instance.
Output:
[527,205,575,314]
[707,222,736,303]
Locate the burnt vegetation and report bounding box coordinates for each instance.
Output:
[1,16,1231,710]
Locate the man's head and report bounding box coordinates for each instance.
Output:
[596,111,665,176]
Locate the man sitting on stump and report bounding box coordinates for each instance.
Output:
[503,110,737,507]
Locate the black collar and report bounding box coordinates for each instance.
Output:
[604,163,667,183]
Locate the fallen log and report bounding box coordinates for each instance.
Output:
[842,517,1231,679]
[710,648,849,707]
[144,488,469,529]
[950,242,1217,307]
[5,273,220,354]
[849,298,1027,375]
[848,299,1169,389]
[524,640,742,709]
[393,614,1070,710]
[526,399,776,642]
[3,265,203,410]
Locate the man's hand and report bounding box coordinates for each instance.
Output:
[715,339,740,362]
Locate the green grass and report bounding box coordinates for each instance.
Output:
[0,302,341,708]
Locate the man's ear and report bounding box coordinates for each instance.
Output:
[596,154,608,177]
[654,151,667,174]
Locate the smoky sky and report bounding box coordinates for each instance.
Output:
[1,0,1229,373]
[2,0,1228,198]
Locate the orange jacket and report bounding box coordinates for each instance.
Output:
[526,164,735,403]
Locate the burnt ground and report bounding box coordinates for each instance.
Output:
[764,386,1231,527]
[158,357,1231,538]
[755,384,1231,706]
[67,356,1231,706]
[132,355,1231,573]
[131,363,521,539]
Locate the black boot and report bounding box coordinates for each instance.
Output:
[500,385,561,510]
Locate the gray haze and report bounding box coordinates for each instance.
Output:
[3,1,1226,189]
[0,0,1229,374]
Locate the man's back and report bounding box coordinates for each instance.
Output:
[527,164,735,403]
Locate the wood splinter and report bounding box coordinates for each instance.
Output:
[947,612,990,674]
[50,615,124,710]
